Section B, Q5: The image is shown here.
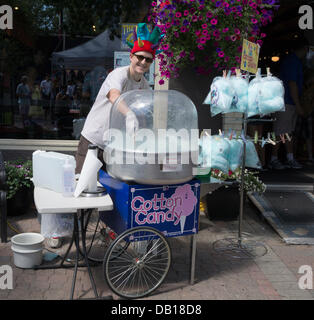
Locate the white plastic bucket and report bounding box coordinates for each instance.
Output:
[11,233,45,268]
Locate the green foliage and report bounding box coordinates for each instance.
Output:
[4,160,33,199]
[211,168,266,194]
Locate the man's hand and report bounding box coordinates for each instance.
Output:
[126,110,139,136]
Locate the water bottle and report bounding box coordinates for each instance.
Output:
[62,157,75,197]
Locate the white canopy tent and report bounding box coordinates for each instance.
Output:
[51,30,126,71]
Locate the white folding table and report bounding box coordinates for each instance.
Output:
[33,186,113,300]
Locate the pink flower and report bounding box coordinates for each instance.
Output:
[206,11,213,18]
[159,79,165,85]
[197,44,204,50]
[202,23,208,29]
[199,37,206,44]
[184,10,189,16]
[234,28,240,35]
[175,12,182,18]
[230,35,237,41]
[222,27,229,33]
[251,18,258,24]
[213,30,220,37]
[260,33,266,38]
[218,51,225,58]
[195,30,201,36]
[163,44,169,50]
[210,18,218,25]
[202,29,208,35]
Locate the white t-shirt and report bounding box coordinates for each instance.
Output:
[40,79,52,96]
[81,66,150,149]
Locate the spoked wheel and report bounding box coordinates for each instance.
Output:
[82,209,117,263]
[104,227,171,299]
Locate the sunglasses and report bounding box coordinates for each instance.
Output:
[133,54,154,64]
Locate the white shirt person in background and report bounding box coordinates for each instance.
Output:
[16,75,31,128]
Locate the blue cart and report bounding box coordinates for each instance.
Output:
[98,170,201,299]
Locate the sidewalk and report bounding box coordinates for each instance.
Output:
[0,196,314,300]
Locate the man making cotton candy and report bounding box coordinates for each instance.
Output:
[75,23,163,174]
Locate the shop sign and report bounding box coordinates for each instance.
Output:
[0,5,13,30]
[121,23,152,50]
[299,5,313,30]
[130,183,200,236]
[240,39,260,74]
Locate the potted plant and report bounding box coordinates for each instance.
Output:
[4,160,33,216]
[205,167,266,220]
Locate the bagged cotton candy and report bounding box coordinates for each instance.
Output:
[229,75,249,113]
[248,69,285,117]
[248,71,262,117]
[228,139,244,172]
[209,135,230,173]
[258,74,285,115]
[245,140,262,169]
[203,73,236,116]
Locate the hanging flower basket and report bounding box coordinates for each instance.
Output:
[148,0,280,83]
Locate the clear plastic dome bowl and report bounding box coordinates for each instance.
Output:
[104,89,199,185]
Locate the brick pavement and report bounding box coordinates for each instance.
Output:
[1,200,314,300]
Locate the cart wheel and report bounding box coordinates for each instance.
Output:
[83,210,116,263]
[104,226,171,299]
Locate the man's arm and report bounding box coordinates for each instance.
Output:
[107,88,130,116]
[289,81,304,116]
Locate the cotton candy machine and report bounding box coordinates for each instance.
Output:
[104,90,199,185]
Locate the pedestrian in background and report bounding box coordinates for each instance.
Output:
[40,73,52,121]
[269,37,309,170]
[16,75,31,128]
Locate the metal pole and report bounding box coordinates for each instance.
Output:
[238,114,247,246]
[190,234,197,285]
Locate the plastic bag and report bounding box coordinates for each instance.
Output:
[248,71,262,117]
[248,69,285,117]
[210,135,230,173]
[228,139,244,172]
[39,213,74,238]
[204,74,235,116]
[198,135,230,173]
[229,75,249,113]
[245,140,262,169]
[258,74,285,116]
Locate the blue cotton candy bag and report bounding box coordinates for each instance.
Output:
[229,75,249,113]
[258,74,285,116]
[210,135,230,173]
[228,139,244,171]
[203,73,235,116]
[245,140,262,169]
[247,71,262,117]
